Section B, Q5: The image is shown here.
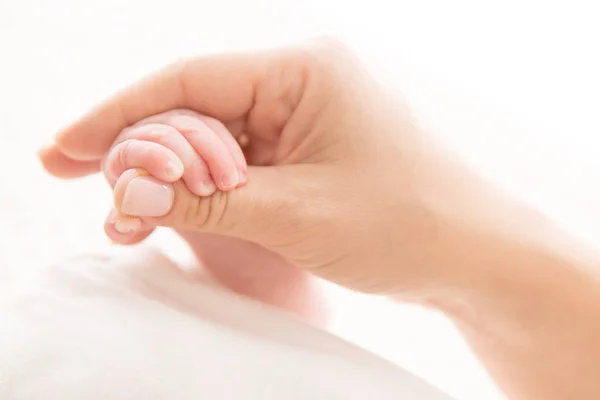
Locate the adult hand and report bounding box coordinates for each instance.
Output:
[40,38,600,400]
[39,39,500,297]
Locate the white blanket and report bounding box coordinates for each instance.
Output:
[0,246,452,399]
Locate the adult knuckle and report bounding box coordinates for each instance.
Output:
[204,191,231,229]
[178,189,232,232]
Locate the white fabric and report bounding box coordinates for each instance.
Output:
[0,246,452,399]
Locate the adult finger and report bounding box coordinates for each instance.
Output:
[38,145,102,178]
[112,164,314,246]
[53,52,271,161]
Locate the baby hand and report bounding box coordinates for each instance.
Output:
[100,109,327,325]
[101,109,248,239]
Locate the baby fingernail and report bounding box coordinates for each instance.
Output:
[197,179,216,196]
[238,169,248,184]
[165,160,184,180]
[220,169,239,189]
[106,209,118,224]
[121,177,174,217]
[114,218,141,233]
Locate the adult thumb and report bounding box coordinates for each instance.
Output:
[114,165,308,246]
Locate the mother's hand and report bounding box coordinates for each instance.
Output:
[40,39,484,297]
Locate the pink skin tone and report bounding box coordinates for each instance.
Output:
[101,110,327,325]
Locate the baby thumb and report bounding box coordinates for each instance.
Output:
[115,166,301,244]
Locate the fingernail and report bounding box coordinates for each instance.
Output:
[197,179,217,196]
[121,177,174,217]
[106,209,118,224]
[114,218,141,233]
[165,160,184,180]
[220,169,239,189]
[238,169,248,184]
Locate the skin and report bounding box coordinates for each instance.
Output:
[101,109,326,324]
[39,39,600,399]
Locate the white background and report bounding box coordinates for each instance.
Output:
[1,1,599,399]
